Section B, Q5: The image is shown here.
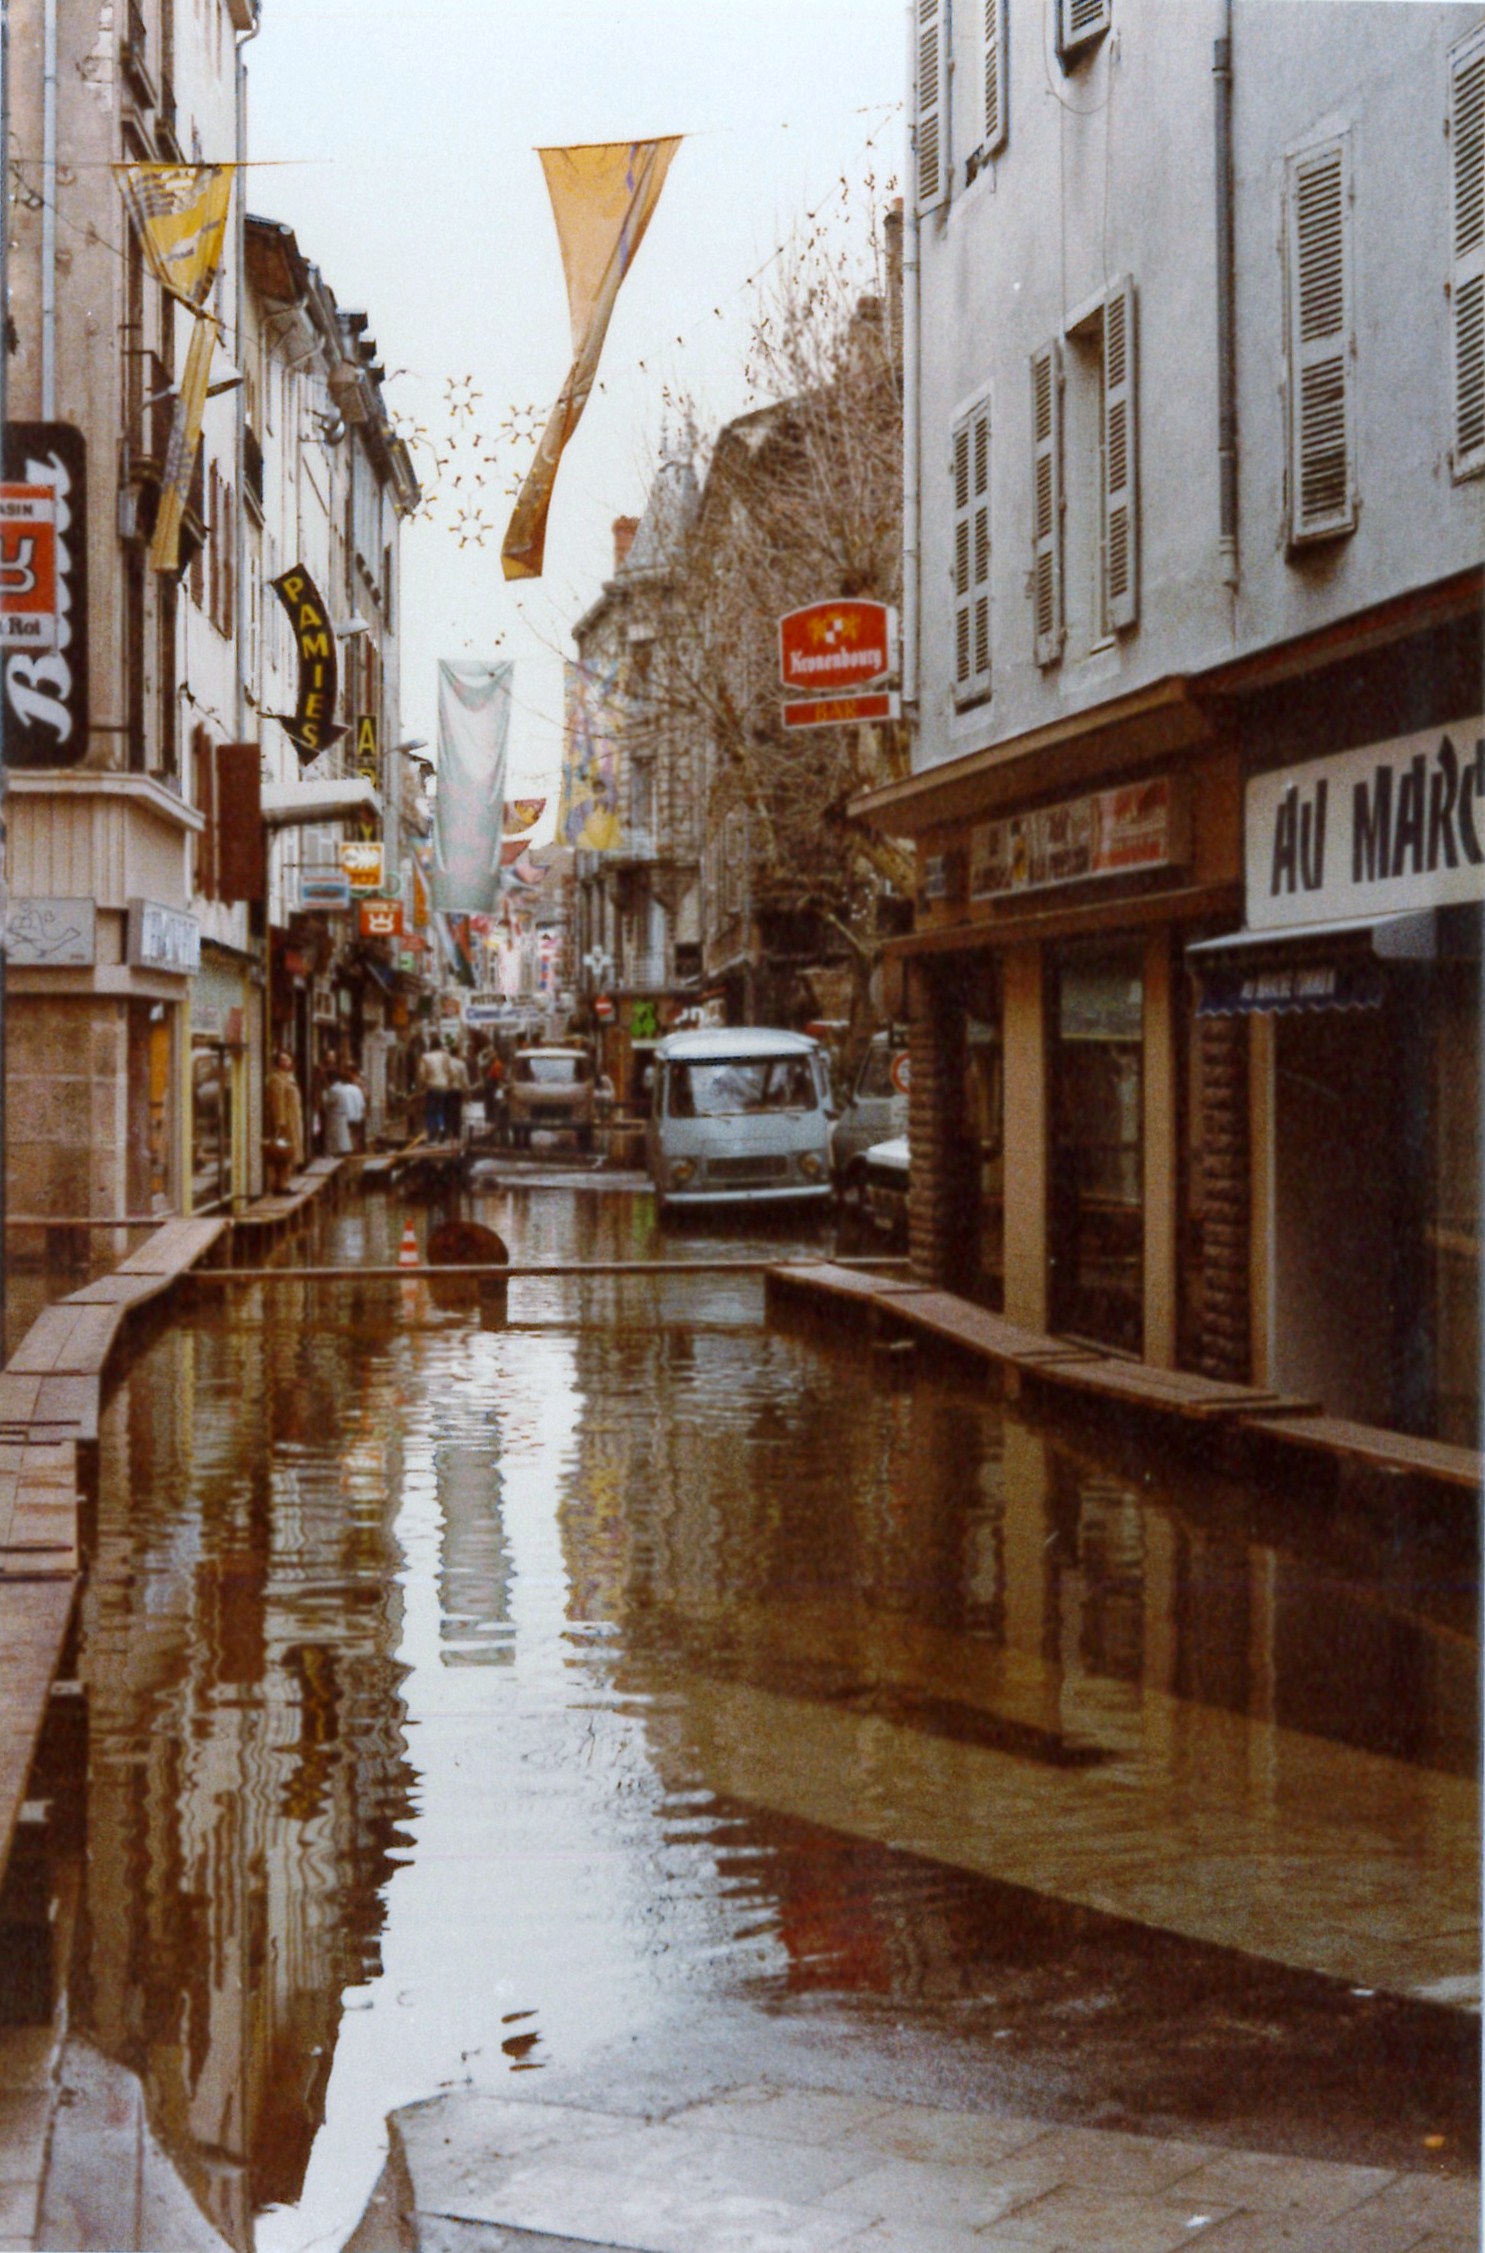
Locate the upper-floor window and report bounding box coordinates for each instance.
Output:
[952,398,992,706]
[1450,23,1485,479]
[1032,275,1138,665]
[1058,0,1111,69]
[915,0,949,213]
[1284,134,1357,545]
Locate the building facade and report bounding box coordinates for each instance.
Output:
[2,0,420,1233]
[571,451,704,1105]
[862,0,1481,1440]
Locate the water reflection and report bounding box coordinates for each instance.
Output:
[60,1186,1477,2252]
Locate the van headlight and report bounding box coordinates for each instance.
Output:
[671,1159,696,1185]
[797,1151,824,1180]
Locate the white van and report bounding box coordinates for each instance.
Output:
[647,1027,835,1213]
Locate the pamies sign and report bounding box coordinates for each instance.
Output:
[269,564,348,763]
[2,423,88,768]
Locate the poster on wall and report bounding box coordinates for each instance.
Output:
[2,424,88,768]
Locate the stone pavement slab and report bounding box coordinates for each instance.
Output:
[378,2085,1481,2253]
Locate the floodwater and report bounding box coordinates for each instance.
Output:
[55,1182,1480,2251]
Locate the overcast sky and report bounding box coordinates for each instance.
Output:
[247,0,905,812]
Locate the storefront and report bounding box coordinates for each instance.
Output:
[1189,713,1484,1445]
[191,940,255,1213]
[878,709,1240,1367]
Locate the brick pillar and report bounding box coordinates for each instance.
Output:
[906,960,963,1286]
[1200,1012,1251,1382]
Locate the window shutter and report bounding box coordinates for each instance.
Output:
[1450,29,1485,478]
[215,742,265,904]
[952,401,992,705]
[1031,342,1064,666]
[1059,0,1111,63]
[1101,276,1138,630]
[915,0,948,213]
[984,0,1008,158]
[1286,138,1356,542]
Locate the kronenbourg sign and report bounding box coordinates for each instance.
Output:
[778,600,897,695]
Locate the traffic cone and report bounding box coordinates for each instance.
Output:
[398,1222,419,1269]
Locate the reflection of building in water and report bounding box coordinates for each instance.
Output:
[433,1437,515,1668]
[73,1317,416,2248]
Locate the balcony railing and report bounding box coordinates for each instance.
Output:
[624,949,669,991]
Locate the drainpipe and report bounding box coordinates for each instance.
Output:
[234,10,261,1206]
[40,0,55,416]
[1213,0,1237,589]
[901,0,922,709]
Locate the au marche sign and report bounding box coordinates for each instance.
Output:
[1246,718,1485,930]
[269,564,347,763]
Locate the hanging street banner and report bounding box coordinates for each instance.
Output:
[269,565,347,761]
[503,797,547,834]
[783,690,900,732]
[502,137,682,581]
[2,423,88,768]
[779,600,896,694]
[118,166,237,574]
[431,661,511,914]
[1246,718,1485,930]
[558,656,622,849]
[0,487,58,650]
[118,164,235,305]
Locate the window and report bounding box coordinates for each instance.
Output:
[1100,276,1138,630]
[1450,26,1485,478]
[952,399,992,706]
[1058,0,1110,67]
[1285,135,1356,544]
[982,0,1008,161]
[1030,341,1065,665]
[915,0,948,213]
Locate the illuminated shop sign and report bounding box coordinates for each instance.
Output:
[970,776,1187,901]
[2,423,88,768]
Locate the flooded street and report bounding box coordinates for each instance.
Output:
[60,1183,1478,2252]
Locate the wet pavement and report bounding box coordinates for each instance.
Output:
[35,1180,1481,2250]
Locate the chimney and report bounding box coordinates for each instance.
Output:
[612,516,639,572]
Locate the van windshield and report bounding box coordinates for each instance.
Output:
[668,1057,817,1117]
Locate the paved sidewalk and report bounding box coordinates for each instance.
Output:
[357,2083,1480,2253]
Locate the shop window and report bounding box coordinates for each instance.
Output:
[1284,134,1357,544]
[1051,945,1144,1354]
[192,1042,232,1212]
[1450,24,1485,479]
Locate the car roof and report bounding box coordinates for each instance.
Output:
[655,1027,821,1061]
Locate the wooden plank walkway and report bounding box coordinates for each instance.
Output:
[1243,1411,1482,1492]
[766,1263,1481,1490]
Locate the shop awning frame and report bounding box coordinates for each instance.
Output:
[261,778,383,828]
[1186,909,1443,1018]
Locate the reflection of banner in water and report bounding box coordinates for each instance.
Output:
[558,656,622,851]
[432,661,511,913]
[501,138,681,581]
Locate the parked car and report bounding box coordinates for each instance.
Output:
[647,1026,835,1215]
[831,1030,910,1215]
[506,1045,595,1151]
[857,1135,910,1248]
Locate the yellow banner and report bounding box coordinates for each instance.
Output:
[150,313,216,575]
[118,164,235,307]
[502,138,681,582]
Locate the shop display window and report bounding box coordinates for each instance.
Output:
[1051,944,1144,1354]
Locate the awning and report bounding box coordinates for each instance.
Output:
[1187,910,1436,1017]
[261,778,383,828]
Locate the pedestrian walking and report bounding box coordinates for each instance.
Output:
[264,1050,305,1193]
[446,1043,472,1144]
[417,1040,453,1142]
[342,1067,368,1152]
[322,1068,358,1156]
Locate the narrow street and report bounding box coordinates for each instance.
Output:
[33,1175,1477,2251]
